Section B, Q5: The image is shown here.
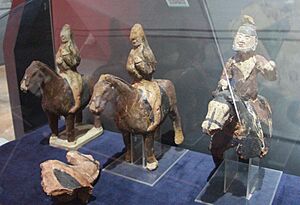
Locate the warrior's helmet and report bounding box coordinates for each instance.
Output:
[130,24,144,40]
[59,24,80,68]
[233,15,258,52]
[129,23,157,67]
[60,24,72,43]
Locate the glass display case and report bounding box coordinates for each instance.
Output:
[0,0,300,204]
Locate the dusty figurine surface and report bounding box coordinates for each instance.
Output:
[40,151,100,204]
[55,24,82,114]
[89,24,184,171]
[20,24,103,148]
[126,23,161,132]
[202,15,277,169]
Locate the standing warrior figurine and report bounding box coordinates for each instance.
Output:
[56,24,82,114]
[126,24,161,132]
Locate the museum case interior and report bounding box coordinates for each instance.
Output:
[0,0,300,204]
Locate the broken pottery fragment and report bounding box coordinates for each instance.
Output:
[40,151,100,203]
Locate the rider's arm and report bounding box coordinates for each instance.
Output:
[217,59,233,91]
[61,45,80,70]
[55,47,63,65]
[132,47,155,78]
[138,47,156,76]
[256,55,277,81]
[126,50,143,79]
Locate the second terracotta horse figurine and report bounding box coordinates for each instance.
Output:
[20,61,102,143]
[89,74,184,170]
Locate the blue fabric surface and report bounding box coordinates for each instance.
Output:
[0,124,299,205]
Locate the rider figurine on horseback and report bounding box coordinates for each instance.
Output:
[126,24,161,132]
[56,24,82,114]
[216,15,277,100]
[215,15,277,156]
[202,16,277,178]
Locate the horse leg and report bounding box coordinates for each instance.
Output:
[159,80,183,144]
[207,132,232,181]
[122,131,131,162]
[169,105,184,145]
[144,132,158,171]
[66,114,75,142]
[210,132,233,167]
[83,114,103,137]
[46,112,58,138]
[75,111,82,125]
[93,114,102,128]
[207,135,225,181]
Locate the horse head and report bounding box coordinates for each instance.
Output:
[202,93,235,136]
[89,74,116,114]
[20,61,49,94]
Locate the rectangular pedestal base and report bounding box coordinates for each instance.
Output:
[195,160,282,205]
[104,142,188,186]
[49,124,103,150]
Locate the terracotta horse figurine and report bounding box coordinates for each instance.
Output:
[89,74,184,170]
[202,90,272,169]
[20,60,102,143]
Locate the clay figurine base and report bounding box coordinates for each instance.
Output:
[50,124,103,150]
